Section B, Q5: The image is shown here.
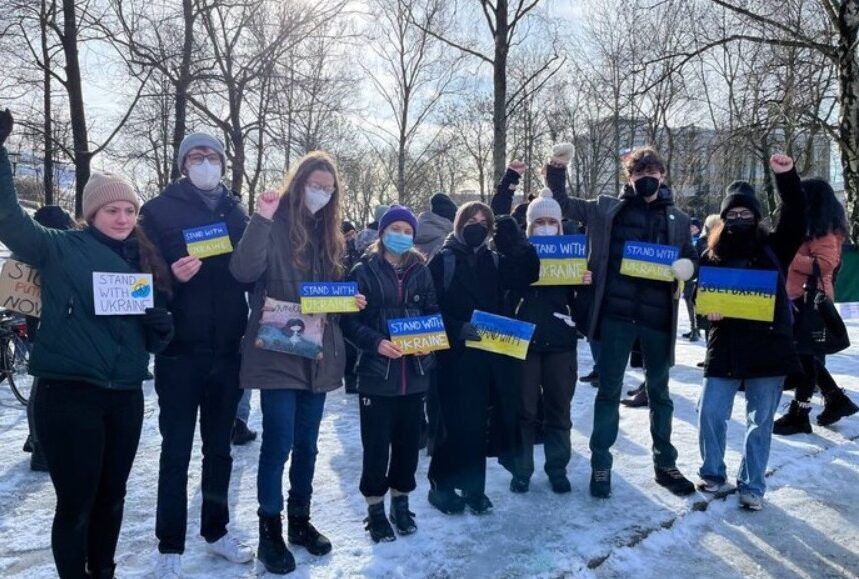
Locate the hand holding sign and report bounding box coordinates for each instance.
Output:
[378,339,404,359]
[770,154,794,175]
[355,293,368,311]
[256,190,280,220]
[171,255,202,283]
[707,313,724,322]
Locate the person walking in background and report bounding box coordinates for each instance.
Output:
[342,205,438,542]
[355,204,390,254]
[141,132,254,577]
[230,152,367,575]
[697,154,806,511]
[415,193,457,259]
[0,109,174,579]
[773,175,858,435]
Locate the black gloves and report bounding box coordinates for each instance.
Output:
[458,322,482,342]
[493,215,523,255]
[142,307,173,336]
[0,109,12,147]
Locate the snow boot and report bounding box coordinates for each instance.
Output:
[462,491,493,515]
[389,495,417,535]
[427,486,465,515]
[654,466,695,496]
[509,476,530,494]
[288,511,331,556]
[626,382,645,397]
[364,502,395,543]
[818,389,859,427]
[231,418,257,446]
[580,370,599,385]
[773,400,812,435]
[257,512,295,575]
[590,469,611,498]
[86,563,116,578]
[549,475,572,494]
[621,386,648,408]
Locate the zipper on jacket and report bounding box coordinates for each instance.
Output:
[397,273,407,395]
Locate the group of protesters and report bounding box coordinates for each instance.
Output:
[0,106,856,579]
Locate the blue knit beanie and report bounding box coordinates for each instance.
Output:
[379,205,418,234]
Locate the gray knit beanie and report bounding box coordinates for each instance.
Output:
[177,133,226,174]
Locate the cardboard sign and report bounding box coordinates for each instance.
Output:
[531,235,588,286]
[183,222,233,259]
[465,310,535,360]
[619,241,678,282]
[0,259,42,318]
[255,298,324,360]
[387,314,450,355]
[93,272,154,315]
[696,267,778,322]
[300,282,359,314]
[837,302,859,321]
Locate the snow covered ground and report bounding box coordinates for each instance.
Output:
[1,315,858,578]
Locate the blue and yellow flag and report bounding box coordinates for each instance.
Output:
[531,235,588,286]
[465,310,535,360]
[300,282,359,314]
[183,222,233,258]
[619,241,678,282]
[696,267,777,322]
[388,314,450,355]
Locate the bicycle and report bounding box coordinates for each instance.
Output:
[0,311,32,405]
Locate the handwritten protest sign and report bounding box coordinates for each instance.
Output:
[300,282,359,314]
[387,314,450,355]
[183,222,233,259]
[0,259,41,317]
[531,235,588,286]
[619,241,678,282]
[696,267,777,322]
[93,272,154,315]
[465,310,535,360]
[255,298,324,360]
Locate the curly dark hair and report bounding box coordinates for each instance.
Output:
[623,147,666,178]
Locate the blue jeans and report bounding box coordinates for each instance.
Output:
[236,389,252,423]
[257,389,327,517]
[698,376,783,498]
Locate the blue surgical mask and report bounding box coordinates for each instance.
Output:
[383,231,414,256]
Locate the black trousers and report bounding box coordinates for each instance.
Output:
[34,380,143,579]
[154,353,242,554]
[516,350,576,480]
[359,392,424,497]
[794,354,839,403]
[428,348,521,495]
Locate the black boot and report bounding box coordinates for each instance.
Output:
[621,386,648,408]
[773,400,812,435]
[427,485,465,515]
[818,389,859,427]
[86,563,116,578]
[654,466,695,496]
[626,382,645,397]
[288,512,332,555]
[258,512,295,575]
[462,491,493,515]
[389,495,417,535]
[580,370,599,384]
[688,329,700,342]
[231,418,257,446]
[364,502,395,543]
[509,476,530,494]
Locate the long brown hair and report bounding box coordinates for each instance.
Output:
[134,225,173,298]
[278,151,345,278]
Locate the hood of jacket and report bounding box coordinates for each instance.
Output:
[415,211,453,244]
[619,183,675,208]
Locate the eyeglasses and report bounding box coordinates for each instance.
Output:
[725,209,755,220]
[186,154,222,166]
[307,182,336,195]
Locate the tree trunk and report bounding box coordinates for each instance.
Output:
[492,1,509,184]
[40,0,54,205]
[838,2,859,244]
[61,0,89,218]
[170,0,195,182]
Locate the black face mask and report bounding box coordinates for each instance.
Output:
[632,176,660,198]
[725,217,756,234]
[462,223,488,248]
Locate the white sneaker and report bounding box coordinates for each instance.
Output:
[697,478,736,495]
[739,492,763,511]
[207,532,254,563]
[153,552,182,579]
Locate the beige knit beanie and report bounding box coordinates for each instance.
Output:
[82,173,141,222]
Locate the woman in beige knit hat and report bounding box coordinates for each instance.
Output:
[0,109,174,579]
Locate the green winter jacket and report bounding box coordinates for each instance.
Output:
[0,147,172,389]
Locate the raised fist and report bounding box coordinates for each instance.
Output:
[0,109,13,146]
[769,154,794,175]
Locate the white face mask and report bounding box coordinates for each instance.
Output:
[532,224,559,236]
[304,185,333,214]
[187,159,222,191]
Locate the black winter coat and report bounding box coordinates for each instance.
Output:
[140,179,250,356]
[511,285,579,353]
[702,169,806,379]
[341,252,439,396]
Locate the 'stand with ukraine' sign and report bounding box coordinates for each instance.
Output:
[619,241,678,282]
[465,310,535,360]
[387,314,450,355]
[300,282,359,314]
[183,222,233,258]
[696,267,778,322]
[531,235,588,286]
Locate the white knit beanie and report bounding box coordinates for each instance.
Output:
[526,188,563,231]
[82,173,141,222]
